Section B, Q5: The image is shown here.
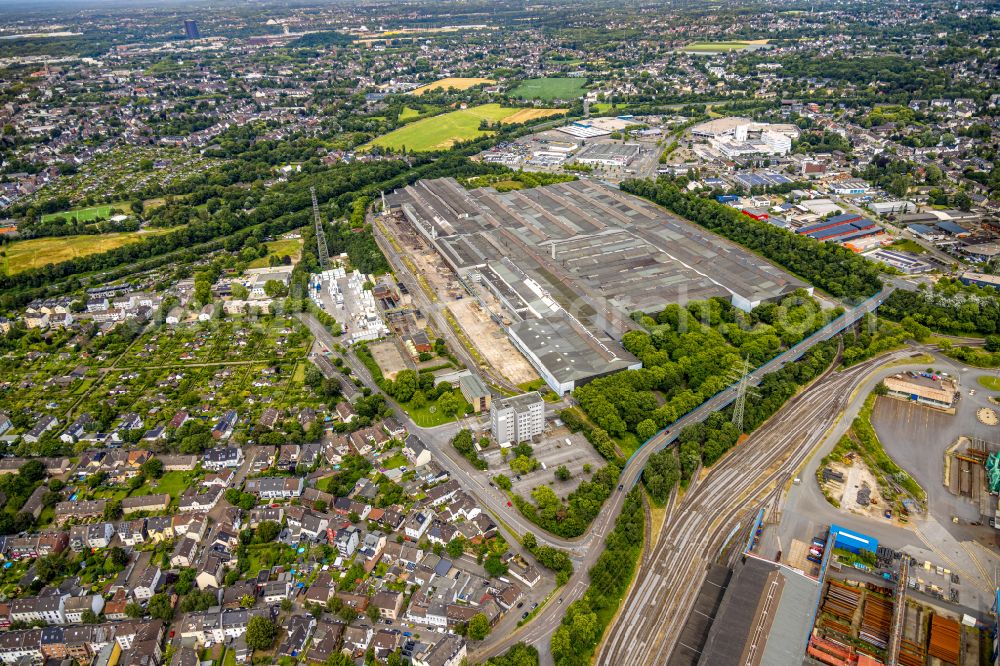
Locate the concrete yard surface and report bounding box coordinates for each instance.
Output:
[447,297,538,386]
[368,339,411,380]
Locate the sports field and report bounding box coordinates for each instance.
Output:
[41,204,118,223]
[366,104,564,152]
[411,77,495,95]
[1,228,172,275]
[247,237,304,268]
[511,77,587,100]
[681,40,767,52]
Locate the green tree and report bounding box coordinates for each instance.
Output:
[468,612,491,640]
[446,538,465,558]
[103,500,123,521]
[484,553,508,578]
[18,459,45,483]
[554,465,572,482]
[245,615,278,650]
[255,520,281,543]
[147,593,174,621]
[124,602,143,619]
[263,279,288,298]
[141,457,164,479]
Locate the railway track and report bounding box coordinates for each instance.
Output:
[599,352,908,665]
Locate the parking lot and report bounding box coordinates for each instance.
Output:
[482,428,606,498]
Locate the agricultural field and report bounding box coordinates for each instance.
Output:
[118,317,312,368]
[247,237,304,268]
[70,316,324,436]
[510,77,588,100]
[367,104,565,152]
[41,203,120,223]
[501,108,567,124]
[20,146,221,208]
[0,330,103,427]
[0,228,174,275]
[411,77,495,95]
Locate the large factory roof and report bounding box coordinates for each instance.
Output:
[386,177,806,394]
[387,177,808,319]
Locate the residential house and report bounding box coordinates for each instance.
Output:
[211,410,238,440]
[196,552,228,590]
[10,594,68,625]
[171,538,198,568]
[133,567,163,600]
[404,435,432,467]
[202,446,243,470]
[122,494,170,515]
[412,635,467,666]
[245,476,303,499]
[334,526,360,557]
[370,591,403,620]
[404,512,433,540]
[54,499,106,526]
[63,595,104,624]
[179,486,223,512]
[24,415,59,443]
[277,614,315,659]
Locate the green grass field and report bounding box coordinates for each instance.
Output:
[129,470,198,501]
[1,228,173,275]
[41,204,116,223]
[592,102,629,114]
[399,106,422,122]
[247,237,304,268]
[681,41,753,52]
[367,104,528,152]
[977,376,1000,390]
[511,77,587,100]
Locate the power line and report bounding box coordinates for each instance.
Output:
[732,356,756,433]
[311,186,330,270]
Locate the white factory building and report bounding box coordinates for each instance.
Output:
[691,117,798,157]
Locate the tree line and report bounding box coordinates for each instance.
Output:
[550,487,644,665]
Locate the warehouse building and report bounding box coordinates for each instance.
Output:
[674,557,819,666]
[572,142,641,167]
[386,177,806,394]
[882,372,958,412]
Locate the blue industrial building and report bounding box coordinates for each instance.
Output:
[830,524,878,554]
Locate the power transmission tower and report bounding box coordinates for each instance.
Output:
[731,356,755,433]
[311,186,330,270]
